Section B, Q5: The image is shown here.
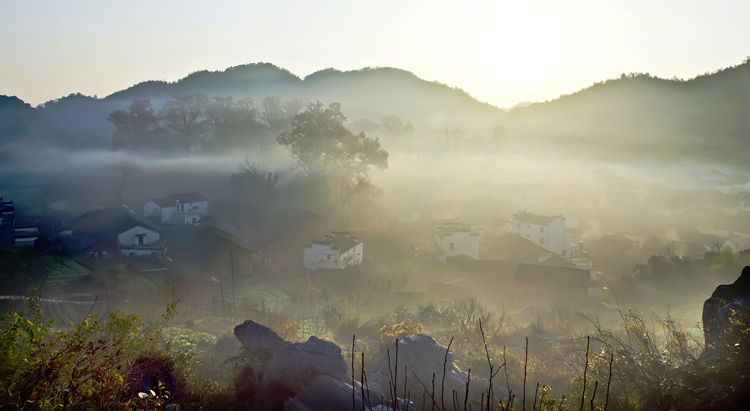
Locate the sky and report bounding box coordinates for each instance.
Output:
[1,0,748,108]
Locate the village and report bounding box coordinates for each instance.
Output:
[2,163,748,330]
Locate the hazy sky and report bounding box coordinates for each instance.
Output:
[1,0,748,108]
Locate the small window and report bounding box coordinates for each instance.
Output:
[449,243,455,250]
[562,250,567,256]
[516,223,520,228]
[540,227,544,233]
[540,238,544,244]
[527,224,530,229]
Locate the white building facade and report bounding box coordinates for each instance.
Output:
[512,210,572,256]
[118,224,161,257]
[435,221,480,262]
[144,192,208,224]
[303,232,364,271]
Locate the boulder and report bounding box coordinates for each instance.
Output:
[234,320,288,353]
[264,336,349,387]
[702,265,750,353]
[366,334,505,409]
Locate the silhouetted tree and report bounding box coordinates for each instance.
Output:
[381,115,414,139]
[205,97,266,148]
[277,101,388,204]
[159,94,210,148]
[108,99,164,150]
[261,97,304,135]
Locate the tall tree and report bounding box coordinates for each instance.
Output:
[107,99,162,150]
[159,94,210,148]
[277,101,388,203]
[261,96,304,135]
[205,97,266,148]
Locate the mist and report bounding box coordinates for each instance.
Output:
[2,59,750,411]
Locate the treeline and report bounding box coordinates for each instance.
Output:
[108,95,303,152]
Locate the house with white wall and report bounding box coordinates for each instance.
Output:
[144,192,208,225]
[303,231,364,271]
[435,220,480,262]
[60,207,162,259]
[512,210,572,256]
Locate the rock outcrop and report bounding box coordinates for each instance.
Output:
[367,334,506,409]
[702,265,750,354]
[233,320,415,410]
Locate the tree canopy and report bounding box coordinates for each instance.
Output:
[277,101,388,179]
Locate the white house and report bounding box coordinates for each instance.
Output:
[117,222,162,257]
[144,192,208,225]
[60,207,162,259]
[303,231,364,271]
[435,221,480,262]
[512,210,572,256]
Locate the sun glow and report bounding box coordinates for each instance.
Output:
[468,4,574,87]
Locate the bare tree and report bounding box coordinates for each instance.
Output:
[113,160,141,206]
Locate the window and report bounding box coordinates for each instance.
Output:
[540,227,544,233]
[562,250,567,256]
[449,243,455,251]
[135,233,146,245]
[516,223,520,228]
[527,224,530,228]
[539,238,544,244]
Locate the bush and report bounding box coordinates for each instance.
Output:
[0,290,177,410]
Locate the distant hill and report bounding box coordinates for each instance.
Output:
[5,59,750,165]
[0,95,77,149]
[503,58,750,164]
[35,63,503,148]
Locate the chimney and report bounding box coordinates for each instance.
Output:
[175,199,181,211]
[578,241,584,256]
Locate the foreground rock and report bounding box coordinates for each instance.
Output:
[233,320,414,410]
[702,265,750,354]
[367,334,507,409]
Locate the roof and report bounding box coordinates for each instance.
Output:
[514,263,591,287]
[712,215,750,235]
[435,225,474,239]
[513,212,554,226]
[149,192,208,208]
[327,234,359,252]
[538,255,579,268]
[64,207,159,251]
[168,192,207,203]
[482,233,550,260]
[150,197,174,207]
[169,229,253,275]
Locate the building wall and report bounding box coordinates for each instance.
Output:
[117,226,160,246]
[177,201,208,217]
[512,216,571,256]
[512,221,549,249]
[303,243,343,270]
[160,206,176,223]
[438,231,479,261]
[144,202,161,218]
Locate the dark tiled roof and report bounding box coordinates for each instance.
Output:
[65,207,159,251]
[514,263,590,286]
[328,234,359,252]
[514,212,553,226]
[151,197,174,207]
[149,192,208,208]
[168,192,207,203]
[713,215,750,234]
